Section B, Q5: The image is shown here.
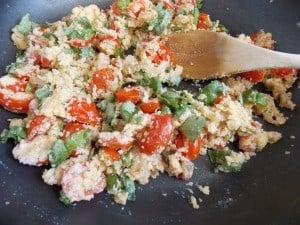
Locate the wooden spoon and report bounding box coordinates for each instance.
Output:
[165,30,300,80]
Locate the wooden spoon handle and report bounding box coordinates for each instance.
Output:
[166,31,300,80]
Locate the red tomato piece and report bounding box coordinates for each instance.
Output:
[197,13,210,30]
[89,67,115,92]
[67,98,101,126]
[102,147,121,161]
[152,44,174,64]
[27,115,55,140]
[0,90,33,113]
[71,37,94,48]
[62,122,85,139]
[115,86,141,104]
[214,94,227,105]
[127,0,147,18]
[136,114,173,155]
[270,68,298,77]
[239,70,265,82]
[175,133,202,160]
[139,100,161,114]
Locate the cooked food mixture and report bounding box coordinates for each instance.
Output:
[0,0,298,205]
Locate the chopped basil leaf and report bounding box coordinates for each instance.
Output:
[170,25,183,32]
[149,77,162,95]
[59,191,72,205]
[64,129,92,152]
[174,105,194,117]
[35,84,53,102]
[179,115,205,141]
[199,80,229,105]
[0,125,27,143]
[150,3,173,35]
[120,101,137,121]
[241,89,267,106]
[120,173,136,201]
[49,139,69,168]
[17,14,38,36]
[207,149,246,173]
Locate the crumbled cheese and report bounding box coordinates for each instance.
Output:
[189,196,199,209]
[197,185,210,195]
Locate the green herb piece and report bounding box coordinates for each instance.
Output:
[105,102,116,125]
[66,17,97,41]
[114,47,124,58]
[17,14,38,36]
[0,125,27,143]
[218,23,229,33]
[199,80,229,105]
[179,115,205,141]
[120,174,136,201]
[117,0,131,11]
[160,105,171,114]
[59,191,72,205]
[170,25,183,32]
[120,101,137,121]
[42,32,58,42]
[48,139,69,168]
[174,105,194,117]
[5,62,21,73]
[106,173,121,191]
[149,77,162,95]
[159,89,181,111]
[207,149,246,173]
[150,3,173,35]
[79,47,96,58]
[35,84,53,102]
[24,83,33,94]
[241,89,267,106]
[121,153,132,167]
[195,0,203,9]
[192,7,200,25]
[64,129,92,152]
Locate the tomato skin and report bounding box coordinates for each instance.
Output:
[213,94,227,105]
[240,70,265,82]
[89,67,115,92]
[71,37,94,48]
[197,13,210,30]
[270,68,297,77]
[102,147,121,161]
[136,114,173,155]
[115,87,141,104]
[67,98,101,126]
[0,90,33,113]
[62,122,85,139]
[27,115,54,140]
[139,100,161,114]
[152,44,174,64]
[175,133,202,160]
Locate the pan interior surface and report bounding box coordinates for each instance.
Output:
[0,1,299,225]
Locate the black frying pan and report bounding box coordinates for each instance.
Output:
[0,1,299,225]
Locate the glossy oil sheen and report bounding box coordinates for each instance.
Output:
[0,1,299,225]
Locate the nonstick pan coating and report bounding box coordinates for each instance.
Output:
[0,1,299,225]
